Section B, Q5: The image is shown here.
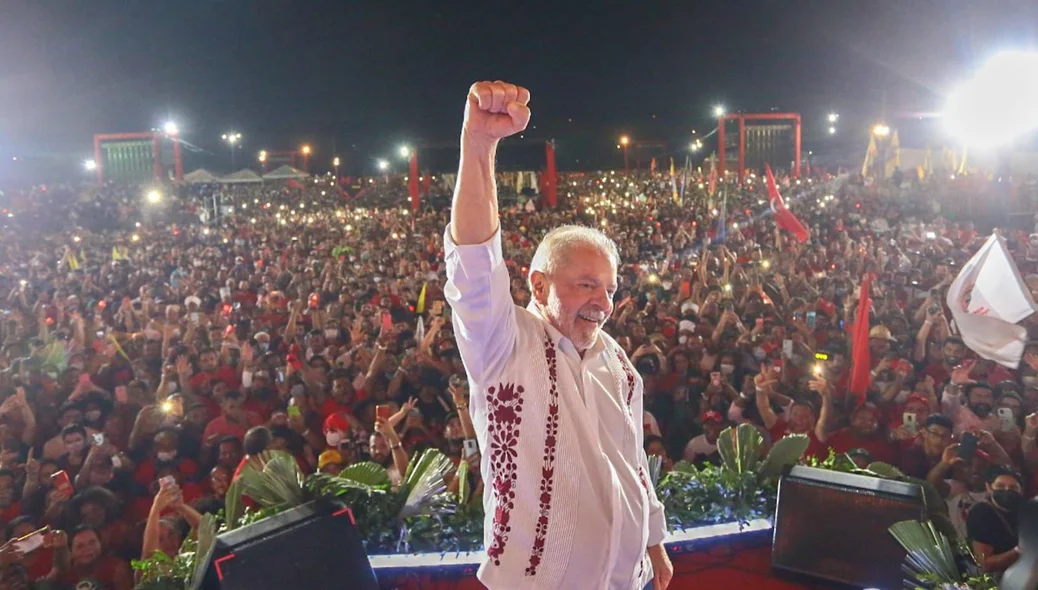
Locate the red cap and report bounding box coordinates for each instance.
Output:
[323,412,351,435]
[702,410,724,423]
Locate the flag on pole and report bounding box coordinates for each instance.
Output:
[849,274,872,403]
[946,234,1037,368]
[679,155,689,201]
[670,158,678,204]
[650,158,657,174]
[416,283,428,314]
[861,135,877,177]
[414,316,426,346]
[764,164,810,242]
[707,157,717,197]
[715,187,728,242]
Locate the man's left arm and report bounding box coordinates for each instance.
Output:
[631,360,672,589]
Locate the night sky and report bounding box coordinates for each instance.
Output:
[1,0,1036,175]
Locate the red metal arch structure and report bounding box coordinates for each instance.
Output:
[404,140,560,211]
[93,131,183,185]
[718,113,801,184]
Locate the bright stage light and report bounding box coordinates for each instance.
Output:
[619,135,630,146]
[301,145,311,155]
[83,159,97,171]
[258,150,267,162]
[945,50,1038,149]
[827,113,839,123]
[163,121,179,135]
[828,126,836,135]
[872,124,891,137]
[146,190,161,204]
[377,159,389,171]
[399,146,410,158]
[713,105,725,117]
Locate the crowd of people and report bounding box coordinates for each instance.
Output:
[0,162,1034,588]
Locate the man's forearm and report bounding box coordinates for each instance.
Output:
[451,136,499,246]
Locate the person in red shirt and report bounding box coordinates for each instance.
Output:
[919,337,967,389]
[187,348,242,394]
[202,391,263,447]
[0,470,21,527]
[318,369,358,422]
[753,364,827,459]
[59,526,133,590]
[817,400,898,465]
[133,429,199,488]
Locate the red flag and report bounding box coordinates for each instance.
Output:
[286,179,304,190]
[408,152,419,211]
[764,164,810,242]
[650,158,657,174]
[848,275,872,403]
[707,161,717,196]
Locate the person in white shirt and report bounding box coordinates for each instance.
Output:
[444,80,672,590]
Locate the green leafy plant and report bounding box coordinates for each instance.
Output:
[888,520,997,590]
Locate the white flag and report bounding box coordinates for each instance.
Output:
[946,234,1037,368]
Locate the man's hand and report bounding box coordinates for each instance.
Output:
[464,81,531,144]
[949,360,976,386]
[647,544,673,590]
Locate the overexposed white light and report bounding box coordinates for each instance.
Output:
[713,105,725,118]
[377,159,389,171]
[828,113,839,123]
[945,50,1038,150]
[146,190,161,204]
[399,145,410,158]
[828,126,836,135]
[83,159,97,171]
[163,121,179,135]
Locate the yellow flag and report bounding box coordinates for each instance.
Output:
[670,158,678,203]
[416,283,427,314]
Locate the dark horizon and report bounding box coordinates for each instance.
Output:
[1,0,1037,179]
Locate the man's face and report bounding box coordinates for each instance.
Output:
[71,530,102,567]
[788,405,815,434]
[922,424,953,456]
[63,432,86,455]
[968,387,995,418]
[210,466,231,496]
[850,408,879,437]
[218,442,243,469]
[942,342,966,365]
[200,351,219,371]
[703,421,724,443]
[222,397,244,420]
[59,409,83,429]
[0,475,14,507]
[369,433,391,464]
[80,500,106,528]
[869,337,891,357]
[331,378,353,403]
[530,245,615,352]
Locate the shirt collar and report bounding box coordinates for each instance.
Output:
[526,302,607,359]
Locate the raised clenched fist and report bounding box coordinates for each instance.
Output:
[464,81,531,142]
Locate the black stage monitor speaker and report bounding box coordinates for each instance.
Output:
[772,465,926,589]
[192,498,379,590]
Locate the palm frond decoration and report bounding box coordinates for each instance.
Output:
[189,513,219,585]
[456,458,470,505]
[888,520,962,587]
[237,450,305,509]
[670,460,697,475]
[224,478,246,531]
[646,453,663,488]
[400,449,453,518]
[757,434,808,480]
[307,461,391,501]
[717,423,762,475]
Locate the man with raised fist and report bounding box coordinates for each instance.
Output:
[444,80,672,590]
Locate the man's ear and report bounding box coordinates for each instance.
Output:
[529,271,549,306]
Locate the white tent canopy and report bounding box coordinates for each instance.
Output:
[182,169,222,184]
[263,165,310,180]
[222,169,264,183]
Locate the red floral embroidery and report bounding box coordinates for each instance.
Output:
[638,464,650,493]
[486,381,525,565]
[617,350,636,409]
[526,337,561,577]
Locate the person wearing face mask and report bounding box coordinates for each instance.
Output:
[133,429,199,489]
[967,468,1026,574]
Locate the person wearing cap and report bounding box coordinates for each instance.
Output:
[317,449,345,475]
[682,411,725,466]
[967,467,1026,574]
[897,414,955,478]
[816,398,897,465]
[867,325,897,360]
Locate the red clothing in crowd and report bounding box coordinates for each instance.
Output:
[203,412,264,443]
[133,457,199,488]
[769,420,828,459]
[824,428,898,465]
[58,554,133,590]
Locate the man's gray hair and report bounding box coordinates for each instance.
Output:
[528,225,620,278]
